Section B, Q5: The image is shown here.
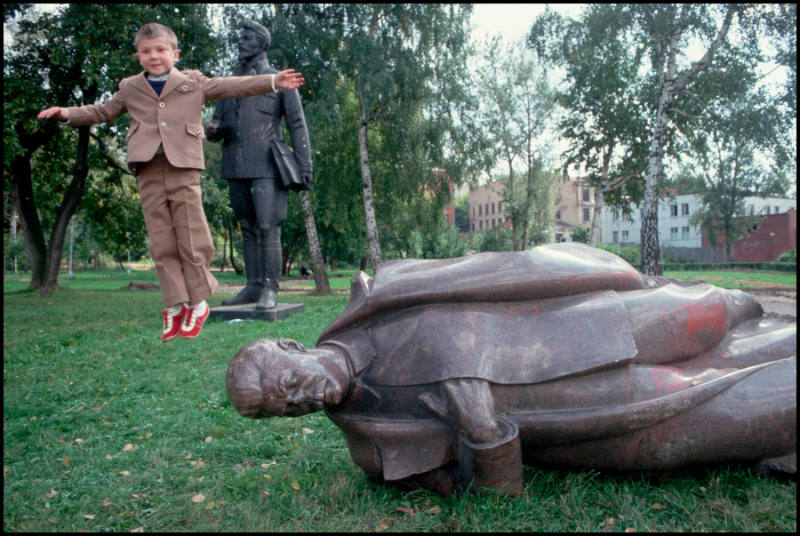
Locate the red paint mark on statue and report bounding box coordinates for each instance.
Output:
[683,298,725,339]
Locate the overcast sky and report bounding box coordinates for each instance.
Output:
[470,3,584,45]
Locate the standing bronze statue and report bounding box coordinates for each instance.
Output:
[226,243,796,495]
[206,20,312,309]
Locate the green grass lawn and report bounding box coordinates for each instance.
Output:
[3,269,796,532]
[664,269,796,289]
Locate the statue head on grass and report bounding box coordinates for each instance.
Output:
[226,338,347,418]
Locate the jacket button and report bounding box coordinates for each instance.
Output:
[160,122,167,128]
[182,85,189,91]
[159,102,165,108]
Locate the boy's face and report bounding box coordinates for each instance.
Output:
[136,36,179,77]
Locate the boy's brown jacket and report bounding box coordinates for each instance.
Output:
[66,67,276,171]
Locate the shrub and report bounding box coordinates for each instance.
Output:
[776,248,796,263]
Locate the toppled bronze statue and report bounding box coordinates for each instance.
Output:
[226,242,796,495]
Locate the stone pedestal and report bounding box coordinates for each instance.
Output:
[209,302,304,322]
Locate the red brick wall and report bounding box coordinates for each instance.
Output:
[733,209,796,262]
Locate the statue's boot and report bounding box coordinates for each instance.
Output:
[256,245,281,310]
[222,237,264,306]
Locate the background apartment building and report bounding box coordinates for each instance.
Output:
[469,176,599,241]
[602,193,796,261]
[553,176,600,242]
[469,182,507,232]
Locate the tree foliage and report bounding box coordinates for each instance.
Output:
[529,3,796,274]
[476,36,557,251]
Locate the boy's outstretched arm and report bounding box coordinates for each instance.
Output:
[37,106,68,121]
[274,68,305,90]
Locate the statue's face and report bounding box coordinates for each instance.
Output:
[238,29,264,61]
[261,347,330,416]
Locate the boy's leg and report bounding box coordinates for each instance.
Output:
[136,155,190,307]
[163,165,218,305]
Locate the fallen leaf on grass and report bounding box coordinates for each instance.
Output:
[291,481,300,491]
[191,493,206,503]
[190,460,205,469]
[45,488,58,498]
[119,471,131,477]
[204,436,213,443]
[260,461,276,468]
[105,455,113,460]
[377,521,390,531]
[122,443,134,452]
[84,514,96,520]
[260,491,271,498]
[263,474,271,481]
[397,506,417,518]
[75,438,84,444]
[650,502,667,511]
[427,506,442,514]
[204,501,216,510]
[301,427,314,434]
[130,527,144,533]
[103,498,112,507]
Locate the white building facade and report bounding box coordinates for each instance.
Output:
[602,194,796,248]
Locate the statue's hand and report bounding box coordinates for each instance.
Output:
[204,120,224,142]
[418,378,499,444]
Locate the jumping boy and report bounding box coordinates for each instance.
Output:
[38,22,305,342]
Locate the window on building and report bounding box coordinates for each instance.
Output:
[765,206,771,215]
[471,223,475,231]
[498,201,502,213]
[682,226,690,239]
[670,227,679,239]
[670,204,678,217]
[555,210,561,220]
[613,231,619,243]
[681,203,689,216]
[479,221,483,230]
[582,189,590,202]
[478,205,482,216]
[485,203,489,215]
[774,206,780,214]
[613,209,620,222]
[491,218,495,227]
[583,208,590,222]
[622,230,629,242]
[749,204,755,216]
[491,203,495,214]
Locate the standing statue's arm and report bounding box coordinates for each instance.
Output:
[419,379,523,494]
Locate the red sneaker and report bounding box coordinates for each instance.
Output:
[162,304,188,342]
[179,300,209,339]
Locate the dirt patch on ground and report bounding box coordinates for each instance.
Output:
[120,282,160,291]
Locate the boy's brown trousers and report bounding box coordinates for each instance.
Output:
[136,154,217,307]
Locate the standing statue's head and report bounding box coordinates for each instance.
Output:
[226,338,344,418]
[239,20,271,61]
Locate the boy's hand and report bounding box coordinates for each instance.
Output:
[38,106,68,121]
[274,69,305,90]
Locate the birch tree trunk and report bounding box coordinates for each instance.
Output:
[639,5,735,275]
[358,100,383,270]
[590,190,604,247]
[299,190,331,294]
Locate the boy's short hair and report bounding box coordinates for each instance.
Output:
[135,23,178,50]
